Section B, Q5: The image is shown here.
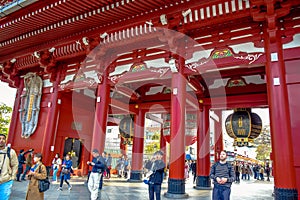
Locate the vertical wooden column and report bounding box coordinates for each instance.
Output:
[91,73,110,154]
[41,70,61,165]
[195,105,211,189]
[165,56,188,198]
[7,79,24,144]
[213,110,223,162]
[129,108,145,181]
[265,31,298,199]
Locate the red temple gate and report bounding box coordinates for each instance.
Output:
[0,0,300,199]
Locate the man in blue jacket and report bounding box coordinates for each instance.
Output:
[87,149,105,200]
[147,151,165,200]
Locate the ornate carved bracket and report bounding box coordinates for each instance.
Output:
[250,0,291,42]
[79,36,102,59]
[0,61,20,87]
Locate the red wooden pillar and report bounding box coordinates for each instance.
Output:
[195,105,211,189]
[160,128,167,164]
[129,108,145,181]
[41,70,61,165]
[8,79,23,145]
[213,110,223,162]
[91,74,110,154]
[265,31,298,198]
[165,56,188,198]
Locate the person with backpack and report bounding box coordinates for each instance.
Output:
[0,133,19,200]
[210,150,235,200]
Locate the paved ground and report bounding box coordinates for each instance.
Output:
[10,175,274,200]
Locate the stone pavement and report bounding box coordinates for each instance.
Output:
[10,175,274,200]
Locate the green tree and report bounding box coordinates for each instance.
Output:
[0,103,13,136]
[255,143,271,161]
[255,125,271,161]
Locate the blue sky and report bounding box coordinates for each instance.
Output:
[0,81,17,107]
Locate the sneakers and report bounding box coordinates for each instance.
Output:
[57,187,62,191]
[68,185,72,190]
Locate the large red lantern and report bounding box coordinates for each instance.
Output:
[162,113,197,146]
[225,108,262,147]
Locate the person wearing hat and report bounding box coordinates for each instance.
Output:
[0,133,18,200]
[87,149,106,200]
[147,151,166,200]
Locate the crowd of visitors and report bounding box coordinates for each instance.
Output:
[1,132,273,200]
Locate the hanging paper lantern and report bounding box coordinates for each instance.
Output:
[225,108,262,147]
[163,113,197,146]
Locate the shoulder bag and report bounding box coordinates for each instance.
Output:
[38,165,50,192]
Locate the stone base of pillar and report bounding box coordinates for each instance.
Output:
[194,176,211,190]
[164,178,188,199]
[274,187,298,200]
[128,170,143,182]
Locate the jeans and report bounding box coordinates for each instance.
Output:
[21,165,30,180]
[148,184,162,200]
[0,180,13,200]
[212,185,231,200]
[235,172,240,182]
[241,174,246,180]
[53,168,59,181]
[59,175,70,188]
[16,166,23,181]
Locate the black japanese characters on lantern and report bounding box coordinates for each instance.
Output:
[225,108,262,147]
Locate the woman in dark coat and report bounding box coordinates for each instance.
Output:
[26,153,47,200]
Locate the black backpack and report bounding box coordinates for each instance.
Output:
[0,145,11,173]
[0,145,11,159]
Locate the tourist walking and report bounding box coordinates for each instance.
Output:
[265,163,271,181]
[259,165,265,181]
[106,153,112,179]
[87,149,106,200]
[210,150,235,200]
[0,133,18,200]
[21,150,34,181]
[147,151,166,200]
[234,162,240,183]
[52,153,62,182]
[25,153,47,200]
[190,160,196,184]
[57,154,72,191]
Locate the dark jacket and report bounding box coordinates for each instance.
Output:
[149,160,165,185]
[91,156,105,173]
